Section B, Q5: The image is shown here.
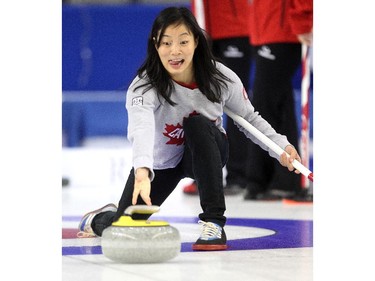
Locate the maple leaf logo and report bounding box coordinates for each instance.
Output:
[163,123,184,145]
[163,111,199,146]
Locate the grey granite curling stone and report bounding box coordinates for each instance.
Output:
[101,205,181,263]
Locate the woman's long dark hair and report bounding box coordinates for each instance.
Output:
[134,6,232,106]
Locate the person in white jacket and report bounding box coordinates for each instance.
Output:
[78,6,301,251]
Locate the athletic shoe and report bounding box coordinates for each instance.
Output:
[182,181,198,195]
[192,220,227,251]
[77,203,117,238]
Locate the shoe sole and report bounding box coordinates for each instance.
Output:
[192,244,228,251]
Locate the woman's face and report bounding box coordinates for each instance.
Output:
[156,23,197,84]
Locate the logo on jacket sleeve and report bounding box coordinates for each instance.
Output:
[132,96,143,106]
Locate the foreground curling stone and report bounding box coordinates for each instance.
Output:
[101,205,181,263]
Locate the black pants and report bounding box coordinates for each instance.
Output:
[212,37,253,188]
[247,43,301,192]
[92,115,229,236]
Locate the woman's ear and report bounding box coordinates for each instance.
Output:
[153,37,158,49]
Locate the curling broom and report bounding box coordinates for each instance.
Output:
[224,107,313,183]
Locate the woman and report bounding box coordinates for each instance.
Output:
[78,6,301,251]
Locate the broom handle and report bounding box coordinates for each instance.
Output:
[224,107,313,182]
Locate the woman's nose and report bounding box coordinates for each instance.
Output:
[171,43,181,55]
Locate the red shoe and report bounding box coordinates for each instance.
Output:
[183,181,198,195]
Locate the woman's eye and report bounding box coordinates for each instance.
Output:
[161,41,171,46]
[180,40,188,45]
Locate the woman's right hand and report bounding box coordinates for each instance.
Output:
[132,167,152,206]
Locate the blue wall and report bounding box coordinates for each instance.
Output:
[62,4,307,91]
[62,4,187,91]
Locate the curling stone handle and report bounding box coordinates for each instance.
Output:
[124,205,160,216]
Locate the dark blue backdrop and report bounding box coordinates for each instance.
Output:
[62,4,184,147]
[62,4,180,91]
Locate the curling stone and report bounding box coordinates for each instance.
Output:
[101,205,181,263]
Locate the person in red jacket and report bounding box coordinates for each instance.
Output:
[183,0,253,196]
[244,0,313,200]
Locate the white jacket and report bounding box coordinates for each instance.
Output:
[125,62,290,180]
